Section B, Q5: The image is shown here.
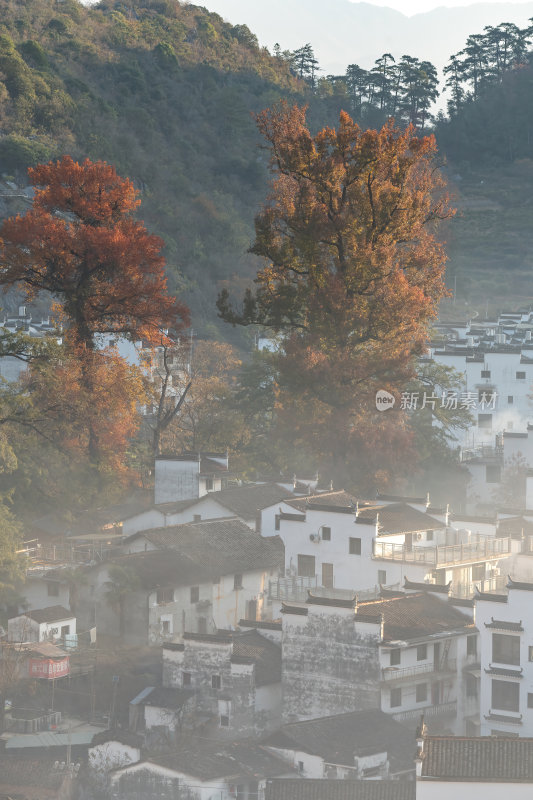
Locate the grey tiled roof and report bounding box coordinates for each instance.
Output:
[420,736,533,780]
[211,482,294,518]
[21,605,73,624]
[143,738,292,780]
[134,517,283,576]
[357,592,474,641]
[265,779,416,800]
[264,710,415,773]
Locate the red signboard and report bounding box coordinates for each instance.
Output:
[29,657,69,679]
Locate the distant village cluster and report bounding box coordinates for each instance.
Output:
[5,308,533,799]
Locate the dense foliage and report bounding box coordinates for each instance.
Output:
[0,0,302,335]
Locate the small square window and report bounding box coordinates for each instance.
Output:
[183,672,191,686]
[426,530,434,541]
[162,620,170,634]
[390,687,401,708]
[481,370,491,378]
[417,644,427,661]
[206,478,214,491]
[378,569,387,585]
[47,582,60,597]
[390,648,401,666]
[234,573,243,590]
[528,694,533,709]
[220,715,230,727]
[193,514,202,522]
[190,586,200,604]
[212,674,221,689]
[416,683,427,703]
[508,396,514,404]
[321,526,331,541]
[349,537,361,555]
[517,371,526,380]
[528,646,533,662]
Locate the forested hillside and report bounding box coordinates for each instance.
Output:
[0,0,305,335]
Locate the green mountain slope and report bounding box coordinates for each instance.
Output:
[0,0,303,334]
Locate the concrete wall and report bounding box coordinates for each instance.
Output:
[162,639,281,738]
[281,604,381,722]
[88,741,141,775]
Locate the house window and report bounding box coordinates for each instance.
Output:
[234,574,243,590]
[193,514,201,522]
[298,761,304,774]
[492,679,519,712]
[481,370,491,378]
[528,646,533,662]
[61,625,70,638]
[378,570,387,585]
[517,371,526,380]
[416,683,427,703]
[508,396,514,404]
[220,715,230,727]
[417,644,427,661]
[528,694,533,709]
[390,648,401,666]
[466,674,478,698]
[349,537,361,555]
[183,672,191,687]
[427,531,434,541]
[47,582,60,597]
[478,413,492,430]
[198,617,207,634]
[467,635,477,657]
[492,633,520,666]
[206,478,214,491]
[297,554,315,578]
[212,674,221,689]
[321,526,331,541]
[486,464,501,483]
[156,587,174,605]
[190,586,200,604]
[390,687,402,708]
[162,620,170,635]
[275,515,280,531]
[472,564,485,582]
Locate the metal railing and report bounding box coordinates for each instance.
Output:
[392,701,457,722]
[268,576,318,602]
[382,660,456,682]
[373,537,510,567]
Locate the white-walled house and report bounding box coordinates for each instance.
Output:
[109,739,293,800]
[280,588,478,734]
[8,606,76,643]
[476,576,533,737]
[271,490,511,604]
[430,309,533,450]
[160,628,281,739]
[263,708,415,780]
[122,481,295,537]
[154,453,229,505]
[416,733,533,799]
[78,519,283,644]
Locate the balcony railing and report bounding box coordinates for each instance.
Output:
[392,700,457,722]
[268,576,318,602]
[373,537,510,567]
[381,660,456,682]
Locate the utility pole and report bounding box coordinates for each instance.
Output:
[110,675,120,729]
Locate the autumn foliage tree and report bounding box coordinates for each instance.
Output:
[218,103,453,488]
[0,156,189,464]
